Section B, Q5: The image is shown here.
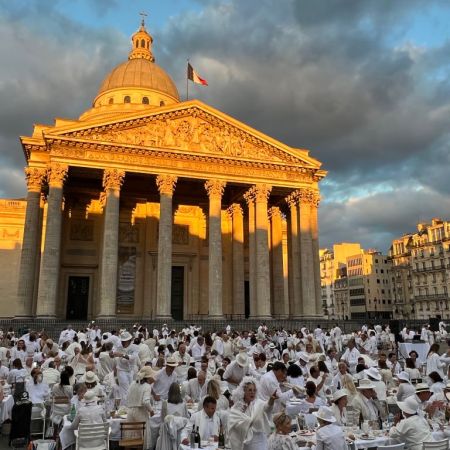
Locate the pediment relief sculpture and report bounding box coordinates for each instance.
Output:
[85,116,287,163]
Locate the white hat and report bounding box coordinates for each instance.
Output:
[236,352,249,368]
[138,366,157,381]
[120,331,133,341]
[357,379,376,390]
[269,343,276,349]
[82,371,98,384]
[83,390,98,403]
[165,356,178,367]
[365,367,381,381]
[397,396,419,414]
[298,353,309,363]
[332,389,349,402]
[312,406,336,423]
[396,371,411,383]
[415,383,431,393]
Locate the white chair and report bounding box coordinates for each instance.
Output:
[378,443,405,450]
[74,422,110,450]
[30,403,46,439]
[423,440,450,450]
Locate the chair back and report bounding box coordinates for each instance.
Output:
[120,421,146,437]
[423,440,450,450]
[377,443,405,450]
[78,422,109,450]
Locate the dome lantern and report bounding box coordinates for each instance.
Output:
[128,17,155,62]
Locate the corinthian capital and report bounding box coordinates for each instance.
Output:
[253,184,272,203]
[24,167,46,192]
[298,187,316,205]
[227,203,243,218]
[103,169,125,191]
[156,174,177,196]
[285,190,300,208]
[268,206,282,220]
[47,163,68,187]
[204,179,226,198]
[243,186,256,205]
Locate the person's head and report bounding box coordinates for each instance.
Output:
[358,379,376,399]
[60,370,70,386]
[305,342,313,353]
[202,396,217,418]
[347,339,355,349]
[310,366,320,379]
[12,358,23,369]
[84,371,98,389]
[429,343,440,354]
[287,363,302,379]
[356,363,366,374]
[206,379,221,399]
[65,366,74,378]
[405,358,416,370]
[178,343,186,355]
[243,380,257,404]
[282,352,289,364]
[305,381,316,397]
[197,336,205,346]
[222,357,230,369]
[333,390,348,409]
[17,339,26,350]
[272,361,287,382]
[429,371,443,384]
[167,382,183,404]
[338,362,347,375]
[273,412,292,435]
[409,350,418,360]
[165,357,178,375]
[200,358,208,373]
[197,371,207,386]
[388,353,397,363]
[327,348,336,360]
[31,368,42,384]
[187,367,197,380]
[74,383,87,399]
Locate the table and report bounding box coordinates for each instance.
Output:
[398,342,430,364]
[0,395,14,423]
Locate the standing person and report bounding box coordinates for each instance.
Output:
[340,339,360,374]
[426,343,445,379]
[223,352,251,391]
[228,377,276,450]
[152,357,178,401]
[113,331,139,405]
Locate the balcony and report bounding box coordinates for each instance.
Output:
[413,265,446,272]
[414,293,449,301]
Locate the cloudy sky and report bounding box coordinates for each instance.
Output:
[1,0,450,253]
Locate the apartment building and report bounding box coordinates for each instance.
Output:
[390,218,450,319]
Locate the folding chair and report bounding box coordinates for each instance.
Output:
[30,403,46,439]
[118,421,146,450]
[74,422,110,450]
[377,443,405,450]
[423,440,449,450]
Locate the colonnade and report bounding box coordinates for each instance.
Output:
[16,164,322,319]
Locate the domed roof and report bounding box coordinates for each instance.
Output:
[97,58,180,101]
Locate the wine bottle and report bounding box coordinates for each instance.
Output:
[218,420,225,448]
[189,426,197,449]
[195,425,201,448]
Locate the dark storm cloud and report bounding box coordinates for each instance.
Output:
[0,0,449,248]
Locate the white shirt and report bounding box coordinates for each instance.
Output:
[315,423,348,450]
[259,370,293,412]
[389,414,433,450]
[152,368,178,400]
[340,347,360,373]
[183,410,220,442]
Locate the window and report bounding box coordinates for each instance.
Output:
[381,269,384,273]
[160,100,165,106]
[377,279,380,284]
[124,96,131,103]
[142,97,149,104]
[136,41,139,48]
[108,98,114,105]
[141,39,145,48]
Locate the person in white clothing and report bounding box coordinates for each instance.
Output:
[389,396,433,450]
[340,339,360,374]
[267,412,297,450]
[395,371,416,402]
[69,390,106,430]
[313,405,348,450]
[426,343,446,378]
[152,357,178,400]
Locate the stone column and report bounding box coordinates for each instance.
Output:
[156,174,177,320]
[311,191,322,315]
[299,188,316,316]
[286,191,302,317]
[36,163,68,317]
[254,184,272,318]
[228,204,245,318]
[16,167,46,318]
[269,207,288,317]
[205,179,226,318]
[97,169,125,318]
[244,188,257,317]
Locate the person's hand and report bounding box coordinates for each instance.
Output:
[182,438,189,445]
[393,411,402,425]
[153,394,161,401]
[213,435,219,442]
[268,390,278,406]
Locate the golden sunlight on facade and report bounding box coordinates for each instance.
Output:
[0,21,326,320]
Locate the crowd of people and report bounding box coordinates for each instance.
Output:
[0,321,449,449]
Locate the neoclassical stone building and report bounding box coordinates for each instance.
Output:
[14,22,326,321]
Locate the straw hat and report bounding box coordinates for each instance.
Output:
[357,379,376,390]
[365,367,381,381]
[83,371,99,384]
[298,353,310,363]
[236,352,249,368]
[396,371,411,383]
[120,331,133,341]
[397,396,419,415]
[312,406,336,423]
[332,389,349,402]
[83,390,98,403]
[165,356,178,367]
[138,366,157,381]
[415,383,431,393]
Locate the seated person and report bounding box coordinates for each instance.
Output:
[313,406,348,450]
[181,396,220,445]
[70,390,106,429]
[268,412,296,450]
[161,382,189,419]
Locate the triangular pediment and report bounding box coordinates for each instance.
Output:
[45,100,322,169]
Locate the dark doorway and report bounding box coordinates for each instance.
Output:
[171,266,184,320]
[66,276,89,320]
[244,280,250,318]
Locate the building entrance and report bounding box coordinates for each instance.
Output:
[171,266,184,320]
[66,276,89,320]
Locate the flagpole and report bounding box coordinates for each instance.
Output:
[186,58,189,101]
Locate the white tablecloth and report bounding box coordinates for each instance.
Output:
[398,342,430,364]
[0,395,14,423]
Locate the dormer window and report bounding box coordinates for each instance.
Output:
[142,97,149,104]
[124,96,131,103]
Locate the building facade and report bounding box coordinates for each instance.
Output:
[7,22,327,320]
[390,218,450,320]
